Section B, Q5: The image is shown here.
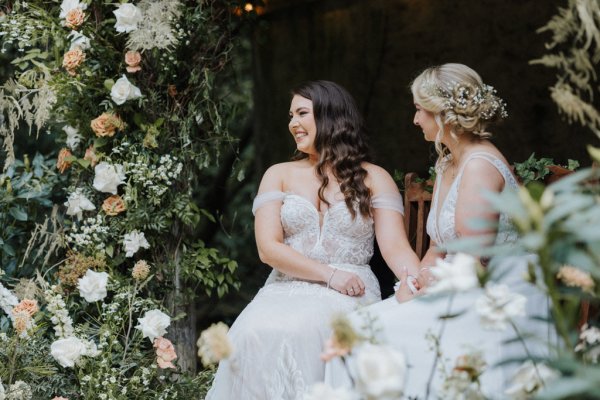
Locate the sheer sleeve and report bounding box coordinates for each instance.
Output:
[252,191,286,215]
[371,193,404,215]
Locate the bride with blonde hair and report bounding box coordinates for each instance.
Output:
[325,63,552,398]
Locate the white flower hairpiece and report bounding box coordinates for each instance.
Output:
[423,80,508,121]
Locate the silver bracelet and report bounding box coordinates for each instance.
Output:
[326,267,338,289]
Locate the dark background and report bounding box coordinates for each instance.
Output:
[252,0,598,177]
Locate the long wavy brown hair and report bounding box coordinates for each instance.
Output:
[291,80,372,219]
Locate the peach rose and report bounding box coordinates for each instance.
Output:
[102,194,126,216]
[12,299,39,317]
[62,47,85,76]
[57,148,73,173]
[154,336,177,369]
[125,51,142,73]
[65,8,85,29]
[84,145,99,167]
[90,113,125,137]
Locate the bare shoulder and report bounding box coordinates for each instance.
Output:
[362,162,399,194]
[259,160,309,192]
[462,157,504,190]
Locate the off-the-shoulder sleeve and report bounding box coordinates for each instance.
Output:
[371,193,404,215]
[252,191,286,215]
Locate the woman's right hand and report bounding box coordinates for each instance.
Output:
[328,269,366,297]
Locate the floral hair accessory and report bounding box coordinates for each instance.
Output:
[424,80,508,121]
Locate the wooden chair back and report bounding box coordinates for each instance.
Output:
[403,173,432,259]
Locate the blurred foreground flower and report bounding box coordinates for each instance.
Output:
[428,253,479,294]
[504,360,559,399]
[557,265,595,293]
[475,283,527,331]
[321,315,359,361]
[197,322,233,366]
[303,383,359,400]
[353,342,406,400]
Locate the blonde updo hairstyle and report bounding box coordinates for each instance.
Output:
[410,63,507,165]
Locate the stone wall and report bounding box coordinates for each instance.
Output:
[252,0,598,177]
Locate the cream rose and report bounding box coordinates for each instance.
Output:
[125,50,142,73]
[51,336,87,368]
[136,309,171,342]
[77,269,109,302]
[113,3,143,33]
[93,162,126,194]
[62,48,85,76]
[110,75,142,105]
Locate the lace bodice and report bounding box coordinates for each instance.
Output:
[426,152,518,246]
[253,191,403,267]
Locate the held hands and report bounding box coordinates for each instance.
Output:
[327,267,366,297]
[394,266,434,303]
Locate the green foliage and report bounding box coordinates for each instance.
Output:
[513,152,579,186]
[0,153,67,277]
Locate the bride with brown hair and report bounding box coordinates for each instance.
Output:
[206,80,420,399]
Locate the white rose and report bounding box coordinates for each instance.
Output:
[68,30,91,51]
[59,0,87,19]
[77,269,109,302]
[428,253,479,294]
[64,188,96,220]
[303,383,359,400]
[51,336,87,367]
[135,309,171,342]
[352,343,406,400]
[123,230,150,257]
[113,3,143,33]
[505,360,559,399]
[475,283,527,331]
[93,162,126,194]
[63,124,82,150]
[110,75,142,105]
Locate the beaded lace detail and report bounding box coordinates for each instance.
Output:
[426,152,518,246]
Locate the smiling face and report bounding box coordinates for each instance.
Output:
[289,94,318,156]
[413,101,440,142]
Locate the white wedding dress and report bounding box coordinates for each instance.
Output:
[325,152,552,399]
[206,192,404,400]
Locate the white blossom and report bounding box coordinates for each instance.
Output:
[110,75,142,105]
[6,380,32,400]
[59,0,87,19]
[428,253,479,294]
[0,282,18,315]
[123,230,150,257]
[475,283,527,331]
[51,336,88,368]
[353,342,406,400]
[136,309,171,342]
[77,269,109,302]
[63,125,82,150]
[505,361,559,399]
[113,3,143,33]
[93,162,126,194]
[303,383,359,400]
[64,188,96,220]
[45,288,74,338]
[68,30,91,51]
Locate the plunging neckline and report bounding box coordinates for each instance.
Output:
[285,193,348,241]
